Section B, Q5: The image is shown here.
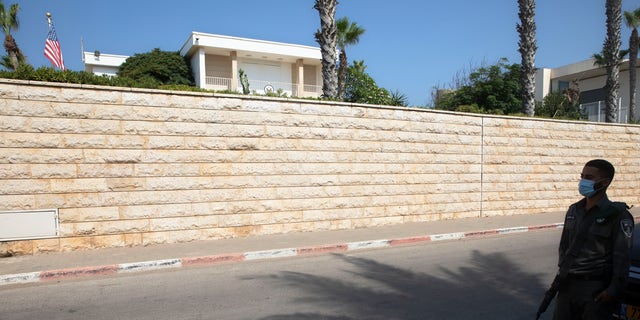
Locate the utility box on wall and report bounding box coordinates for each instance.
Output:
[0,209,59,241]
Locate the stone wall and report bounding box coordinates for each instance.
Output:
[1,79,639,255]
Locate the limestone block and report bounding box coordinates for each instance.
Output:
[59,207,120,223]
[77,164,135,178]
[0,178,50,195]
[0,132,59,148]
[257,223,284,235]
[0,164,31,178]
[149,215,218,232]
[15,84,61,101]
[83,149,144,164]
[165,122,209,135]
[0,116,31,132]
[147,136,186,149]
[199,227,234,240]
[217,213,254,228]
[50,178,108,193]
[32,238,61,254]
[60,234,126,252]
[49,103,96,119]
[0,194,36,210]
[121,120,168,135]
[103,135,146,149]
[106,178,145,191]
[59,87,122,105]
[141,229,207,246]
[311,220,332,231]
[123,233,143,247]
[119,203,193,219]
[134,163,200,177]
[1,148,82,164]
[0,240,34,256]
[59,236,94,252]
[69,220,149,236]
[93,105,137,120]
[31,117,121,135]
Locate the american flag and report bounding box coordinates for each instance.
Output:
[44,17,65,70]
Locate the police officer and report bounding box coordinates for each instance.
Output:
[553,159,635,320]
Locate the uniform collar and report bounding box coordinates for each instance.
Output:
[577,195,611,211]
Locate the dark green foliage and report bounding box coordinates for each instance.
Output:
[344,63,390,105]
[239,69,250,94]
[435,58,522,115]
[389,90,409,107]
[117,48,194,86]
[535,86,585,120]
[0,64,139,87]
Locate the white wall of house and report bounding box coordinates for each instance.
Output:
[536,58,640,122]
[82,52,128,76]
[239,59,293,95]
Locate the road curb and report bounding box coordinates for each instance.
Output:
[0,222,568,287]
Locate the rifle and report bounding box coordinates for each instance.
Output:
[535,273,562,319]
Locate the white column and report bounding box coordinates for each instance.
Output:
[296,59,304,97]
[197,49,206,89]
[231,51,238,92]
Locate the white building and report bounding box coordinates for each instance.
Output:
[83,32,323,98]
[82,51,128,77]
[536,58,640,123]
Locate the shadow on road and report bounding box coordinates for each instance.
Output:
[257,250,551,320]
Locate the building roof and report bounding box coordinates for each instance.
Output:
[179,32,322,64]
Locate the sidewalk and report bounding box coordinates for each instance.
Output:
[1,210,637,287]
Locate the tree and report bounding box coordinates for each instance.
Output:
[344,61,390,105]
[336,17,365,100]
[351,59,367,74]
[592,49,628,66]
[389,90,409,107]
[117,48,194,87]
[517,0,537,116]
[535,81,584,120]
[624,8,640,122]
[0,1,24,70]
[434,58,522,115]
[603,0,622,122]
[314,0,339,99]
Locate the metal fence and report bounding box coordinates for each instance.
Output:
[579,99,628,123]
[204,76,322,97]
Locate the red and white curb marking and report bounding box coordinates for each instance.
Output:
[0,222,566,287]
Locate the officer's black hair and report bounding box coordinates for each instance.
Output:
[585,159,615,180]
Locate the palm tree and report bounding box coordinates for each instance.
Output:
[604,0,622,122]
[336,17,365,99]
[592,49,628,66]
[314,0,339,99]
[624,8,640,122]
[517,0,537,117]
[351,59,367,74]
[0,2,23,70]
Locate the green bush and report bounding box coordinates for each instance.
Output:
[118,48,194,86]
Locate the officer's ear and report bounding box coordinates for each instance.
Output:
[598,178,611,190]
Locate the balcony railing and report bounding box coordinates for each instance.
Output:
[205,77,232,90]
[580,99,628,123]
[204,76,321,97]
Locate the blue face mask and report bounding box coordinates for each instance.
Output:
[578,179,600,197]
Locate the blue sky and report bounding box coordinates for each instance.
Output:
[9,0,640,106]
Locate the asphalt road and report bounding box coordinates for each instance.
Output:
[0,229,560,320]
